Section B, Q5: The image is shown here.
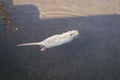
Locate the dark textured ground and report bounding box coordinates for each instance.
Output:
[0,0,120,80]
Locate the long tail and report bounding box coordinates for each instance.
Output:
[17,42,42,46]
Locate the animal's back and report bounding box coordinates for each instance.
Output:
[42,33,74,48]
[43,35,60,44]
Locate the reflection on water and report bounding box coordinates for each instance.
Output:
[0,0,120,80]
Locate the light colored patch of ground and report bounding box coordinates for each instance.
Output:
[13,0,120,19]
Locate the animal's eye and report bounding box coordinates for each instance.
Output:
[70,33,74,36]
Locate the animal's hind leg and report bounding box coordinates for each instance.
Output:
[41,47,46,52]
[40,45,44,48]
[40,45,46,51]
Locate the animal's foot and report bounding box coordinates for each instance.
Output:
[40,47,46,52]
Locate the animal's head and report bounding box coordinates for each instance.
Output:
[68,30,79,38]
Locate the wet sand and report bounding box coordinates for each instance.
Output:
[0,0,120,80]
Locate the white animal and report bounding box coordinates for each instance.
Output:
[17,30,79,51]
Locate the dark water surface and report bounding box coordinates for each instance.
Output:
[0,0,120,80]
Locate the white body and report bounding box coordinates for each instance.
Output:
[17,30,79,51]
